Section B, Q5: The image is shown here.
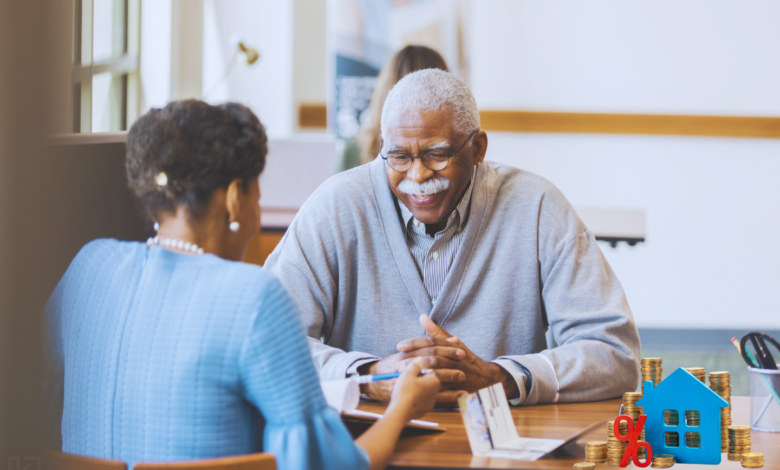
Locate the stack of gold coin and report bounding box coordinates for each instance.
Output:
[710,371,732,452]
[686,432,701,448]
[574,462,597,470]
[664,410,679,426]
[741,452,765,468]
[607,420,628,466]
[665,432,680,447]
[623,391,643,420]
[685,410,701,426]
[651,454,675,468]
[641,358,663,393]
[685,367,706,382]
[728,425,752,461]
[585,442,608,464]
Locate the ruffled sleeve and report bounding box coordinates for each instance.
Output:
[239,275,370,470]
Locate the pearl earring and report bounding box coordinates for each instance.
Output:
[229,221,240,232]
[153,222,159,231]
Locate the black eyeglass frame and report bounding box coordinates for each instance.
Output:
[380,129,479,173]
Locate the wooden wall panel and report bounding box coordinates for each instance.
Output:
[478,110,780,139]
[243,231,285,267]
[298,103,328,129]
[296,103,780,139]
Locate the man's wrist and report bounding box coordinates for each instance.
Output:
[357,361,377,376]
[493,363,520,400]
[357,361,380,396]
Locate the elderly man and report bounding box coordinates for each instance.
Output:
[265,69,640,405]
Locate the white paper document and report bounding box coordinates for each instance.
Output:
[459,383,565,461]
[320,378,361,413]
[320,379,441,429]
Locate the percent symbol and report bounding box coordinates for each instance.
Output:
[614,414,653,467]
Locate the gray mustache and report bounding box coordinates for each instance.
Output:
[397,177,451,196]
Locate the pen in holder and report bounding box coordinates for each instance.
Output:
[748,366,780,432]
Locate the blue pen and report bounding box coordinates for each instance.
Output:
[355,369,434,385]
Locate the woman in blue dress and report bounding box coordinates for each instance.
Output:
[45,100,440,470]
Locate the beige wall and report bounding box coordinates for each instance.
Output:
[293,0,328,132]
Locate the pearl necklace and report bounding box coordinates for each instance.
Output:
[147,236,204,255]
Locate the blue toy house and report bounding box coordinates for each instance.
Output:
[636,368,729,465]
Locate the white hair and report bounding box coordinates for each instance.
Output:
[380,69,480,139]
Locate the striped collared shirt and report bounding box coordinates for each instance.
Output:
[396,168,476,305]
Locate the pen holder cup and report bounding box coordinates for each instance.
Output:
[748,367,780,432]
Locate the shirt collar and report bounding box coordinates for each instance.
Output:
[398,166,478,236]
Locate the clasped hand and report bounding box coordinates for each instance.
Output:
[358,315,519,404]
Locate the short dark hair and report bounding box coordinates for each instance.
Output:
[126,100,267,221]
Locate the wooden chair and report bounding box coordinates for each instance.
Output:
[44,451,127,470]
[134,454,276,470]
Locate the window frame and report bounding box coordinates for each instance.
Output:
[72,0,141,133]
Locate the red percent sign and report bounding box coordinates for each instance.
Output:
[614,414,653,467]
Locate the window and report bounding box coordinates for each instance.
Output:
[664,409,679,426]
[72,0,141,133]
[665,431,679,448]
[685,410,700,427]
[685,431,701,448]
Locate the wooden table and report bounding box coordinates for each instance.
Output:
[349,397,778,470]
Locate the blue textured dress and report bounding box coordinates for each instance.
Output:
[46,239,369,470]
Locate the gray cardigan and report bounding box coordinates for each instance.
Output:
[264,158,640,405]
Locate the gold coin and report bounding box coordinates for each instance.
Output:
[730,440,752,446]
[742,453,764,460]
[574,463,597,470]
[586,441,607,447]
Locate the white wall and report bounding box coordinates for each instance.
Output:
[202,0,295,137]
[471,0,780,115]
[140,0,173,110]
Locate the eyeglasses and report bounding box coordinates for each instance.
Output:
[380,130,478,173]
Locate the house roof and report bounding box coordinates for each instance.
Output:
[636,368,730,409]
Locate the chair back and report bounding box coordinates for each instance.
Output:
[45,451,127,470]
[133,454,275,470]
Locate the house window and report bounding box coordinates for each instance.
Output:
[685,431,701,448]
[664,409,679,425]
[72,0,141,133]
[685,410,700,427]
[665,431,679,447]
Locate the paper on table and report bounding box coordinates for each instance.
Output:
[320,379,441,430]
[320,378,361,413]
[344,408,440,428]
[459,383,565,461]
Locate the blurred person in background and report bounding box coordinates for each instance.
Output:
[44,100,440,470]
[339,45,448,171]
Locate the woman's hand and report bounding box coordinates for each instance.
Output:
[355,358,449,470]
[387,358,441,420]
